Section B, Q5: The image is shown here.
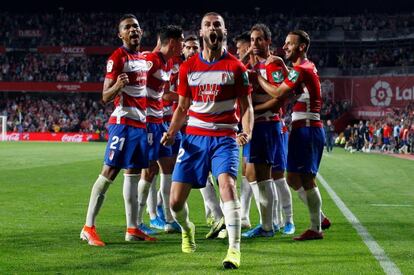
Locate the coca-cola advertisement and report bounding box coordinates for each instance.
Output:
[4,132,101,142]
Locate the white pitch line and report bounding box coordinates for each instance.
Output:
[317,173,402,275]
[370,204,412,207]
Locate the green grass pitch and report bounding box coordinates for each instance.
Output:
[0,142,413,274]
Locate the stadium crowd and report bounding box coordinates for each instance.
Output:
[0,93,108,136]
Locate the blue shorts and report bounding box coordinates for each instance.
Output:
[272,127,288,172]
[287,127,325,175]
[243,122,278,164]
[172,135,239,189]
[383,137,390,145]
[104,124,149,169]
[147,122,173,161]
[163,122,183,155]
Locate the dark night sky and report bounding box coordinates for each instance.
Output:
[4,0,414,15]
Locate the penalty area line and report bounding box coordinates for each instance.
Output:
[316,173,402,275]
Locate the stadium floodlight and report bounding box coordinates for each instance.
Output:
[0,115,7,141]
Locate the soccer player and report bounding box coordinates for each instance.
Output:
[137,25,184,235]
[233,31,253,66]
[80,14,155,246]
[161,12,253,269]
[257,30,327,240]
[242,24,281,238]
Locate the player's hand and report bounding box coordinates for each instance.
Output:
[236,132,251,146]
[265,55,284,66]
[116,73,129,88]
[161,132,175,146]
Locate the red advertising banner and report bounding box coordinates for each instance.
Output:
[37,46,117,55]
[0,82,101,92]
[4,132,101,142]
[321,76,414,109]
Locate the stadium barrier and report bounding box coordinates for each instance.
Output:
[4,132,101,142]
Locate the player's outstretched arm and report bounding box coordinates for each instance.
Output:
[161,95,190,146]
[265,55,289,76]
[237,94,254,146]
[102,73,129,103]
[162,91,179,102]
[254,98,284,114]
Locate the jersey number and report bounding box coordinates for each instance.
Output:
[176,148,185,163]
[110,136,125,151]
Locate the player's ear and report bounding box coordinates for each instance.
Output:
[199,29,202,38]
[118,32,122,40]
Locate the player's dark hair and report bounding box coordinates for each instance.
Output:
[158,25,183,46]
[251,23,272,41]
[184,34,199,43]
[233,31,250,44]
[119,14,137,26]
[289,30,310,53]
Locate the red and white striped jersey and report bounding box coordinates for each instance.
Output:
[177,51,251,137]
[283,59,322,129]
[105,46,148,128]
[249,61,283,123]
[163,56,183,122]
[144,51,172,124]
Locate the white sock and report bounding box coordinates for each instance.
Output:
[137,178,152,225]
[240,176,252,223]
[160,173,173,223]
[298,186,325,220]
[271,180,281,227]
[200,178,223,221]
[222,200,241,251]
[275,178,293,224]
[171,203,191,232]
[249,181,262,224]
[306,187,322,232]
[157,189,162,206]
[123,174,139,228]
[85,175,112,227]
[257,179,274,231]
[146,176,158,220]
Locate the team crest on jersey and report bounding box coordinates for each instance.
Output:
[272,70,284,83]
[198,84,219,102]
[107,60,114,73]
[288,69,299,83]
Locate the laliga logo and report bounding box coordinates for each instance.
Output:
[370,81,392,107]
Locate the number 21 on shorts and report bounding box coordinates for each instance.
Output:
[110,136,125,151]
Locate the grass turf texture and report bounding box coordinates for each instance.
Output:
[0,142,412,274]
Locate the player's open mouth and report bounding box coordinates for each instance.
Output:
[210,33,218,43]
[130,34,139,39]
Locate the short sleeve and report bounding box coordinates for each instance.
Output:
[266,63,286,87]
[235,64,251,96]
[105,53,123,80]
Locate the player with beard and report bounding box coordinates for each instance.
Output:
[80,14,155,246]
[257,30,327,240]
[161,12,253,269]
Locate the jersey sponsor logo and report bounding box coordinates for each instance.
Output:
[288,69,299,83]
[198,84,220,102]
[272,70,284,83]
[107,60,114,73]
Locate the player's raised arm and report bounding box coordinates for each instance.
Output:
[237,94,253,145]
[102,74,129,103]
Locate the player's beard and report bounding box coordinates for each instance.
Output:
[204,33,223,51]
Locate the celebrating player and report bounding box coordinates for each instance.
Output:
[161,12,253,269]
[257,30,327,240]
[80,14,155,246]
[137,25,184,235]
